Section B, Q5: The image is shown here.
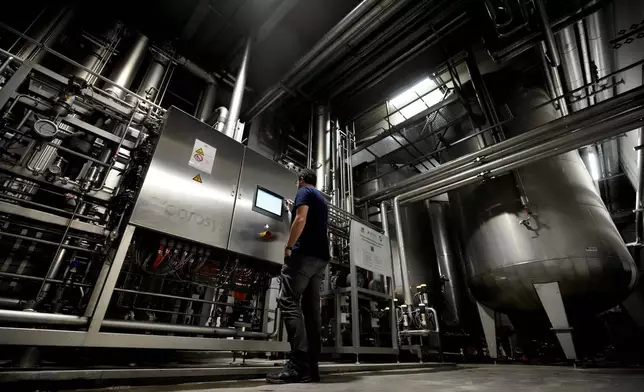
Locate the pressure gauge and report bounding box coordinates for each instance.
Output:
[33,119,59,139]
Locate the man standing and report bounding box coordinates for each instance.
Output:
[267,169,330,384]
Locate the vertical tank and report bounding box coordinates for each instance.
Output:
[452,87,638,316]
[355,166,437,294]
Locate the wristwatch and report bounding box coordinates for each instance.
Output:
[285,246,293,250]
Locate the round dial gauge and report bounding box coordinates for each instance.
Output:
[33,119,59,139]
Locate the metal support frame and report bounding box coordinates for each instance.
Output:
[476,301,497,359]
[321,207,398,358]
[533,282,577,360]
[0,224,289,352]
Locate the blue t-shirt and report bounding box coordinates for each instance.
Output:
[292,186,330,260]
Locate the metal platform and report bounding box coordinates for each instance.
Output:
[0,362,456,384]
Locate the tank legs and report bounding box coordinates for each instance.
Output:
[533,282,577,361]
[476,301,497,360]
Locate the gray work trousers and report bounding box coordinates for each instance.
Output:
[278,253,328,364]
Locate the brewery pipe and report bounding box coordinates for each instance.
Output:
[358,84,644,204]
[225,36,251,141]
[242,0,407,121]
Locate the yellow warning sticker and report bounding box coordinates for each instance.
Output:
[192,174,202,183]
[195,147,204,155]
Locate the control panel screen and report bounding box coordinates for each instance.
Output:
[254,187,283,218]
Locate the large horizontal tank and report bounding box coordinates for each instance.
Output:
[452,87,638,316]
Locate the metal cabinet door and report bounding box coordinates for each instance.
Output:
[228,148,297,264]
[131,107,244,249]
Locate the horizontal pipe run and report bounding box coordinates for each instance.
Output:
[359,84,644,204]
[47,143,125,171]
[0,297,23,308]
[401,109,644,205]
[0,309,88,325]
[0,193,100,221]
[101,319,270,339]
[0,231,97,253]
[114,288,265,312]
[242,0,401,121]
[0,271,92,287]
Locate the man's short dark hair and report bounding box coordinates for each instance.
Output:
[299,169,317,186]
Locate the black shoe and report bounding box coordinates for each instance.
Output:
[309,361,320,382]
[266,361,312,384]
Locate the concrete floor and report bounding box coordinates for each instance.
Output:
[74,365,644,392]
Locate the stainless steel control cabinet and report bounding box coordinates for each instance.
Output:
[131,107,296,264]
[228,148,297,264]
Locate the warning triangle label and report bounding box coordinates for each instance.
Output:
[192,174,202,183]
[195,148,204,155]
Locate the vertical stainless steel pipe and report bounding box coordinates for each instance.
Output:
[74,22,122,84]
[105,32,149,99]
[393,195,412,305]
[137,53,169,103]
[535,0,560,67]
[225,36,252,140]
[635,128,644,244]
[314,105,330,190]
[307,105,314,169]
[557,26,588,112]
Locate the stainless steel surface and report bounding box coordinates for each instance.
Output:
[227,147,297,264]
[535,0,560,67]
[225,36,251,140]
[356,166,433,300]
[557,26,588,111]
[0,309,88,326]
[87,224,135,334]
[137,52,169,102]
[314,105,330,190]
[0,200,107,236]
[130,108,244,248]
[453,88,637,313]
[207,106,229,133]
[196,82,217,122]
[73,22,122,84]
[534,282,577,360]
[585,9,620,179]
[0,326,290,352]
[0,361,450,383]
[576,21,595,106]
[636,127,644,244]
[60,115,135,149]
[425,201,463,326]
[587,9,614,103]
[104,32,149,99]
[393,197,413,305]
[102,319,270,338]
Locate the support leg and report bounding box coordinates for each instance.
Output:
[476,301,497,359]
[533,282,577,361]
